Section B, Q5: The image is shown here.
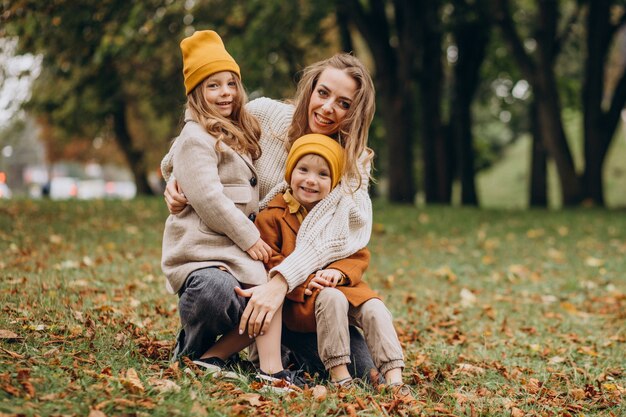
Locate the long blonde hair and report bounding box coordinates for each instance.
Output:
[188,74,261,159]
[287,54,375,189]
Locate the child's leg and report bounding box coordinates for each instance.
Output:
[349,298,405,384]
[315,288,352,382]
[201,328,252,360]
[254,304,285,374]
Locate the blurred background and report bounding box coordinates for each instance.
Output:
[1,0,625,208]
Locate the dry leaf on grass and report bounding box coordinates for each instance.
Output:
[311,384,327,401]
[121,368,144,393]
[0,330,22,341]
[148,378,180,393]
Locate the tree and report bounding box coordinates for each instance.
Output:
[448,0,492,206]
[493,0,626,207]
[2,0,189,194]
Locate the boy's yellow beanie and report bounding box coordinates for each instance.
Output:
[285,134,345,189]
[180,30,240,95]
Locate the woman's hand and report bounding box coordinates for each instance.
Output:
[246,238,272,263]
[304,269,343,296]
[164,179,188,214]
[235,274,288,338]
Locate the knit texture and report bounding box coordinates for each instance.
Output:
[161,97,373,292]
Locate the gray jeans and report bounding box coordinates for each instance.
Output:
[176,267,378,381]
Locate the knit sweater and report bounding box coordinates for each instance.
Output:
[161,97,373,292]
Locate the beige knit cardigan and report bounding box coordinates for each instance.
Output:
[161,97,373,292]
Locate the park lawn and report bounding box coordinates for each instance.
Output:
[0,198,624,416]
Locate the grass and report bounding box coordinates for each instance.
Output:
[1,198,624,416]
[477,115,626,209]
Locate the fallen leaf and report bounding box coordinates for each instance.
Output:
[149,378,180,393]
[510,406,525,417]
[460,288,477,307]
[570,388,585,400]
[0,330,21,340]
[121,368,144,393]
[88,410,107,417]
[239,392,263,406]
[311,384,327,401]
[454,363,486,376]
[0,348,24,359]
[584,257,605,267]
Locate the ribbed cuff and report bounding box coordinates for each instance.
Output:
[324,355,351,371]
[270,243,321,292]
[379,359,405,376]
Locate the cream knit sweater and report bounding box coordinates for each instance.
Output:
[161,97,373,292]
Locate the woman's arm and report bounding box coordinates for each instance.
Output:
[269,154,373,291]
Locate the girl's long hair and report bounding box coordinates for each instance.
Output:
[287,53,375,189]
[187,74,261,159]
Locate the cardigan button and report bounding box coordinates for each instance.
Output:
[249,176,257,187]
[248,213,256,222]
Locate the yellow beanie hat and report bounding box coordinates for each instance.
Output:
[285,134,345,189]
[180,30,241,95]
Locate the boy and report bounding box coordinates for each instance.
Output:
[255,134,415,402]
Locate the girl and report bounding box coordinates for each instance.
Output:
[161,30,301,387]
[162,53,378,382]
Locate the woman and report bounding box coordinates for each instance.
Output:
[162,53,377,381]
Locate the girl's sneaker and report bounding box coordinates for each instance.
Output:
[256,369,306,392]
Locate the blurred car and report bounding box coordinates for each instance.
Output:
[77,179,106,200]
[105,181,136,199]
[49,177,78,200]
[0,183,12,199]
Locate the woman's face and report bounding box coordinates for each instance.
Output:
[307,68,357,136]
[203,71,238,118]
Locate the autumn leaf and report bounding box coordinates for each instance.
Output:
[0,329,22,341]
[238,393,263,406]
[454,363,486,376]
[88,409,108,417]
[311,384,327,401]
[149,378,180,393]
[121,368,144,393]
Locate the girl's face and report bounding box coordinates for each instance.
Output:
[203,71,238,118]
[307,68,357,136]
[290,154,332,211]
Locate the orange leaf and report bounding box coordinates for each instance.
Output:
[121,368,144,393]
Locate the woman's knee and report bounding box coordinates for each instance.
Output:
[179,268,242,320]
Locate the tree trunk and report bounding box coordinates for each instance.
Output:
[580,0,626,206]
[450,1,490,206]
[529,100,547,207]
[534,75,581,205]
[381,88,416,203]
[421,0,450,203]
[342,0,418,203]
[494,0,582,206]
[111,98,154,196]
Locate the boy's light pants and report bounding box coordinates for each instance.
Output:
[315,287,405,376]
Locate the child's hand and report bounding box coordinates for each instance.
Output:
[304,269,343,295]
[246,238,272,263]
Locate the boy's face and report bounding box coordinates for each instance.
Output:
[290,154,332,211]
